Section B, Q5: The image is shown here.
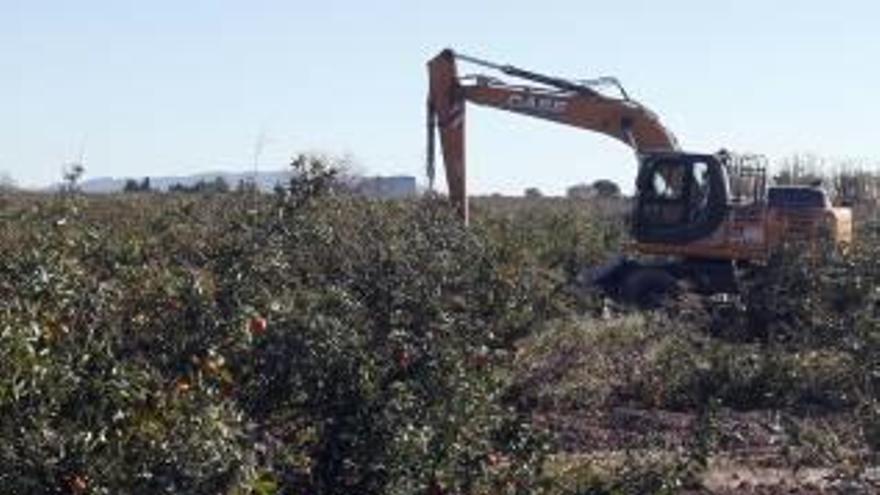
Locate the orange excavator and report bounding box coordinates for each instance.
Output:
[426,48,852,302]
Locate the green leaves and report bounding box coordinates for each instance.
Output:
[0,170,550,494]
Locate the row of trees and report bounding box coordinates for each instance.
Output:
[124,176,256,194]
[122,177,151,192]
[524,179,623,199]
[0,156,551,493]
[774,153,880,205]
[13,151,880,204]
[524,154,880,206]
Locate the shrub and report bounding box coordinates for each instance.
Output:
[0,220,254,493]
[229,192,548,494]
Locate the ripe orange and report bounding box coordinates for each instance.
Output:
[68,474,87,495]
[175,378,191,393]
[249,316,268,336]
[396,349,412,369]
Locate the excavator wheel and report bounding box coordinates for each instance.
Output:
[620,267,679,307]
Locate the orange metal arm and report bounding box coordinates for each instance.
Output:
[427,49,468,220]
[427,48,679,223]
[461,85,678,151]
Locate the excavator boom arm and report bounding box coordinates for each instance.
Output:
[462,85,678,150]
[427,48,679,222]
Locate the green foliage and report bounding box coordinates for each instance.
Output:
[551,455,695,495]
[6,153,880,493]
[0,156,549,494]
[0,204,254,493]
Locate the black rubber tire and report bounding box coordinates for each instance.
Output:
[621,268,678,307]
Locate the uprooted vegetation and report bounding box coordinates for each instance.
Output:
[510,216,880,493]
[3,157,880,493]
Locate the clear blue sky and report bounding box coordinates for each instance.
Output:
[3,0,879,194]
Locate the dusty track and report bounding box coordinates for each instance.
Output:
[538,407,879,493]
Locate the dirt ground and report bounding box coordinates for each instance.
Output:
[537,407,880,494]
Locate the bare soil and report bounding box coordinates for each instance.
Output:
[537,407,879,494]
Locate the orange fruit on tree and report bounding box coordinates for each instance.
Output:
[249,316,268,336]
[67,474,88,495]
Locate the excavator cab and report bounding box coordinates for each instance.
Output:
[632,153,729,245]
